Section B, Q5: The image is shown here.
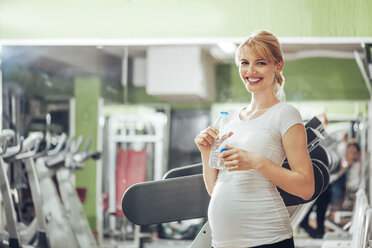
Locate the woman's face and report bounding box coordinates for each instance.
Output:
[238,46,282,95]
[346,144,360,163]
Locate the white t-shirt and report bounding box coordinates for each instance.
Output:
[208,102,303,248]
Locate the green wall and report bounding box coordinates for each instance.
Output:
[216,57,369,102]
[101,80,123,104]
[0,0,371,39]
[285,58,369,101]
[74,77,100,230]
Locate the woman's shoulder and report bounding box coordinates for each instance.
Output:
[272,102,303,125]
[277,102,301,115]
[274,102,303,136]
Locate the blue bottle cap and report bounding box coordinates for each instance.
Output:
[220,148,228,153]
[220,111,228,115]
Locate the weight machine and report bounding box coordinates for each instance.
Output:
[103,112,168,245]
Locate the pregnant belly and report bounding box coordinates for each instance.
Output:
[208,173,290,241]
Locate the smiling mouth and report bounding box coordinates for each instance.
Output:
[246,77,263,84]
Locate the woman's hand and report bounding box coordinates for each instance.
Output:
[220,144,264,171]
[194,126,220,154]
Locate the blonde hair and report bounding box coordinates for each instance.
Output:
[235,30,286,101]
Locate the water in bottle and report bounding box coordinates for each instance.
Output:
[209,111,229,169]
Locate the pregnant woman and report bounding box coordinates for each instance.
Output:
[194,30,315,248]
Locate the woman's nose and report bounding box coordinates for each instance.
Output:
[244,65,256,75]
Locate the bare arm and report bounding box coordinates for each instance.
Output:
[257,124,314,200]
[222,124,315,200]
[201,151,219,196]
[194,126,220,195]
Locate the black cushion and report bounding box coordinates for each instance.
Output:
[309,145,331,168]
[312,159,330,193]
[163,163,202,179]
[277,161,324,206]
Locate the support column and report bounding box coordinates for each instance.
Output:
[74,77,101,231]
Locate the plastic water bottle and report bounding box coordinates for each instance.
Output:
[209,111,229,169]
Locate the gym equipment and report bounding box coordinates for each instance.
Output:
[0,130,51,248]
[102,112,169,248]
[123,174,209,226]
[313,159,330,192]
[0,129,101,248]
[34,134,99,248]
[0,131,51,248]
[321,189,369,248]
[309,145,331,170]
[122,159,327,226]
[19,132,64,248]
[52,137,100,248]
[162,164,202,179]
[0,130,22,247]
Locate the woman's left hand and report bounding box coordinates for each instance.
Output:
[220,144,264,171]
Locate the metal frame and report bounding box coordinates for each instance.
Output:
[106,113,168,234]
[0,158,21,246]
[20,133,50,248]
[96,98,104,245]
[56,168,98,248]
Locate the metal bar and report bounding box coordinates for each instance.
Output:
[354,50,372,97]
[107,118,117,231]
[0,158,21,243]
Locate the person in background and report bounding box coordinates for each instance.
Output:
[317,113,328,130]
[330,141,361,211]
[300,111,361,238]
[344,142,361,193]
[194,30,314,248]
[300,113,332,239]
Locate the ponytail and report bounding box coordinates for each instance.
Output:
[275,71,286,102]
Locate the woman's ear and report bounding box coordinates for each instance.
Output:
[277,60,284,72]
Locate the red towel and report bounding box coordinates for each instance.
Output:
[115,148,147,217]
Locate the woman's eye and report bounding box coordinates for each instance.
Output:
[241,61,248,65]
[257,62,266,65]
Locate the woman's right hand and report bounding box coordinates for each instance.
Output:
[194,125,220,154]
